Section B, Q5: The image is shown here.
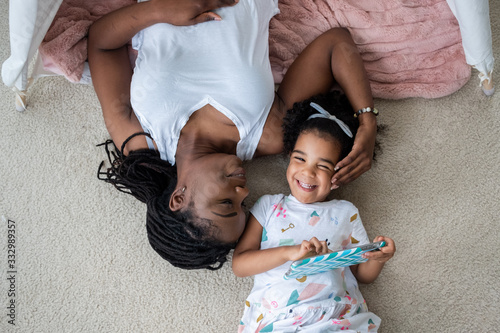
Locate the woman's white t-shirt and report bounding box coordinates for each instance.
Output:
[131,0,280,165]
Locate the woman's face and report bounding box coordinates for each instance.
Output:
[183,154,249,244]
[286,131,341,204]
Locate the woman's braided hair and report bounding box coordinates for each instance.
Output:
[282,91,359,158]
[97,133,233,270]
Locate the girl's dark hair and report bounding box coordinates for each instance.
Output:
[283,91,359,159]
[97,134,233,270]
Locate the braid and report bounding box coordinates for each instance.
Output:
[146,192,234,270]
[97,135,233,270]
[97,136,174,203]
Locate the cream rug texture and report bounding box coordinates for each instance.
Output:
[1,1,499,332]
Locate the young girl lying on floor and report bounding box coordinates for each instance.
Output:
[232,91,396,332]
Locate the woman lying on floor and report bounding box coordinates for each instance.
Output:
[88,0,377,270]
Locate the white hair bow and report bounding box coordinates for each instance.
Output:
[307,102,353,138]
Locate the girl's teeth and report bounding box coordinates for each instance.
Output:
[299,181,314,189]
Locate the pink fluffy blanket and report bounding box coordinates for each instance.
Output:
[270,0,471,99]
[40,0,470,99]
[39,0,135,82]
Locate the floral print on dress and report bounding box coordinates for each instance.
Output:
[240,194,380,332]
[272,202,287,218]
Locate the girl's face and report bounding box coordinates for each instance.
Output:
[286,131,342,204]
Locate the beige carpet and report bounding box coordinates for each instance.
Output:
[1,1,499,332]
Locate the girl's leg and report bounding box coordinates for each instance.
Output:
[276,28,373,113]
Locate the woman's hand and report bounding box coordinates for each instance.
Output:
[151,0,239,25]
[289,237,329,261]
[362,236,396,263]
[331,113,377,188]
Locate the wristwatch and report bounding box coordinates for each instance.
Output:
[354,107,379,118]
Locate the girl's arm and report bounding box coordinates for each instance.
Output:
[350,236,396,284]
[232,214,328,277]
[88,0,238,154]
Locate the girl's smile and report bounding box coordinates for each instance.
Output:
[296,180,317,191]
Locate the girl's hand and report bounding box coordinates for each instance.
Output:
[151,0,239,25]
[362,236,395,263]
[289,237,329,261]
[331,115,376,188]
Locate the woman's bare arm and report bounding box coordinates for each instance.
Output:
[88,0,238,154]
[276,28,376,186]
[88,2,165,154]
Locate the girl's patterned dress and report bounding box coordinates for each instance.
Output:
[238,194,381,332]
